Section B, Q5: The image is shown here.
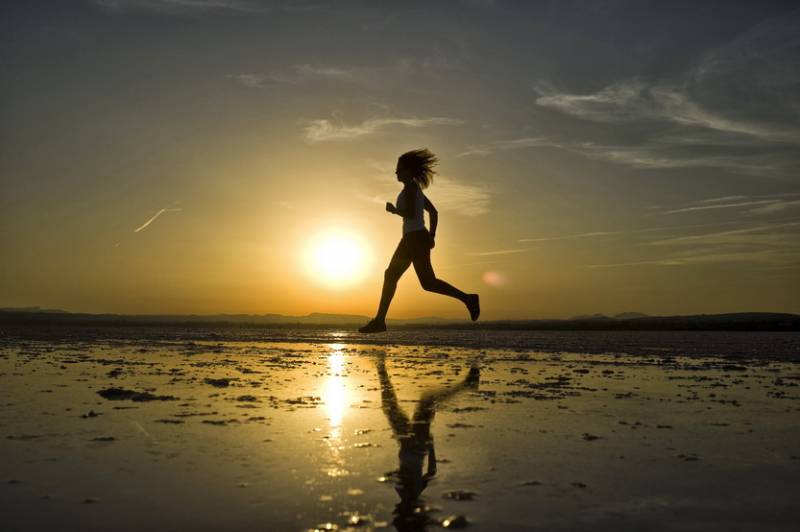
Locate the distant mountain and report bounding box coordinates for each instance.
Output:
[0,306,67,314]
[613,312,650,319]
[1,308,797,331]
[570,313,611,320]
[0,307,459,326]
[569,312,651,320]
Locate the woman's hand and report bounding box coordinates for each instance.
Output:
[385,202,396,214]
[428,233,436,249]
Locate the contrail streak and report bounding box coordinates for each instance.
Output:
[134,208,181,233]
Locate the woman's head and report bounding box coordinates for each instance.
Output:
[396,148,438,189]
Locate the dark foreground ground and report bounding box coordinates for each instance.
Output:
[1,330,799,531]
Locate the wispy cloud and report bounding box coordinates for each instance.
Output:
[570,143,796,176]
[457,136,795,175]
[692,195,750,205]
[226,73,272,88]
[588,250,800,268]
[293,64,352,79]
[303,116,462,143]
[93,0,260,14]
[651,193,800,215]
[750,199,800,215]
[457,137,553,157]
[438,259,497,271]
[659,200,779,215]
[535,80,798,143]
[518,231,619,243]
[590,221,800,268]
[134,208,181,233]
[644,222,800,248]
[427,177,491,217]
[466,248,530,256]
[504,13,800,176]
[227,64,355,89]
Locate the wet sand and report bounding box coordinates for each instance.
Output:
[1,338,799,531]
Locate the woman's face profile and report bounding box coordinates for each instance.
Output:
[395,160,413,183]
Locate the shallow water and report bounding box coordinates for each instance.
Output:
[1,339,799,531]
[3,325,800,358]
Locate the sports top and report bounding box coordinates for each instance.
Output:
[396,184,426,234]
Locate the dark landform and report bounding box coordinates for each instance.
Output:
[1,308,798,331]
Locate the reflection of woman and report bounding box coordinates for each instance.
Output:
[374,352,479,528]
[359,149,479,334]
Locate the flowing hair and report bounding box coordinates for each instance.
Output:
[398,148,438,189]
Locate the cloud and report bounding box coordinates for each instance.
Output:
[588,249,800,268]
[457,137,553,157]
[692,195,750,204]
[457,136,796,175]
[466,248,530,256]
[228,64,356,89]
[570,143,797,176]
[660,200,782,215]
[293,64,352,79]
[92,0,260,14]
[590,221,800,268]
[644,222,800,248]
[226,74,272,88]
[426,177,491,217]
[750,199,800,215]
[303,116,462,143]
[535,80,798,143]
[518,231,619,243]
[511,12,800,177]
[651,193,800,215]
[134,208,182,233]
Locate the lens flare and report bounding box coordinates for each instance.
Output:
[482,270,508,287]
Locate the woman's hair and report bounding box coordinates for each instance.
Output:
[398,148,438,189]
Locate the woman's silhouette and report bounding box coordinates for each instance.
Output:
[359,149,480,333]
[374,351,479,529]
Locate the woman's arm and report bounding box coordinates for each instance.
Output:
[424,196,438,239]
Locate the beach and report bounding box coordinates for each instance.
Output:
[2,329,799,531]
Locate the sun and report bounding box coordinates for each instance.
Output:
[305,230,370,287]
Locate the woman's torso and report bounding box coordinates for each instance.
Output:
[397,184,426,235]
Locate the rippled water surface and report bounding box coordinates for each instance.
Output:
[2,335,799,531]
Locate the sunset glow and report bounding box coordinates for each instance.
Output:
[305,231,370,288]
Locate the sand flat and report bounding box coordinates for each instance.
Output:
[1,339,799,531]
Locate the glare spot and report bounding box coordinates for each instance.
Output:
[482,270,508,286]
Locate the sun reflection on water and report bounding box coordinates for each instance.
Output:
[323,345,348,432]
[319,344,352,475]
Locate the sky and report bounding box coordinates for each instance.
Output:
[1,0,799,319]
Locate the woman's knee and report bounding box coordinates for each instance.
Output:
[419,275,438,291]
[384,267,401,283]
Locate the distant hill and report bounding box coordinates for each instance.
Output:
[0,307,456,326]
[0,308,797,331]
[0,306,67,314]
[613,312,650,320]
[570,312,650,320]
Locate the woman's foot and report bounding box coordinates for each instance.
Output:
[358,319,387,334]
[466,294,480,321]
[465,365,480,388]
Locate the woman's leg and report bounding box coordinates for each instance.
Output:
[411,232,480,320]
[375,352,410,436]
[412,247,468,303]
[375,244,412,322]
